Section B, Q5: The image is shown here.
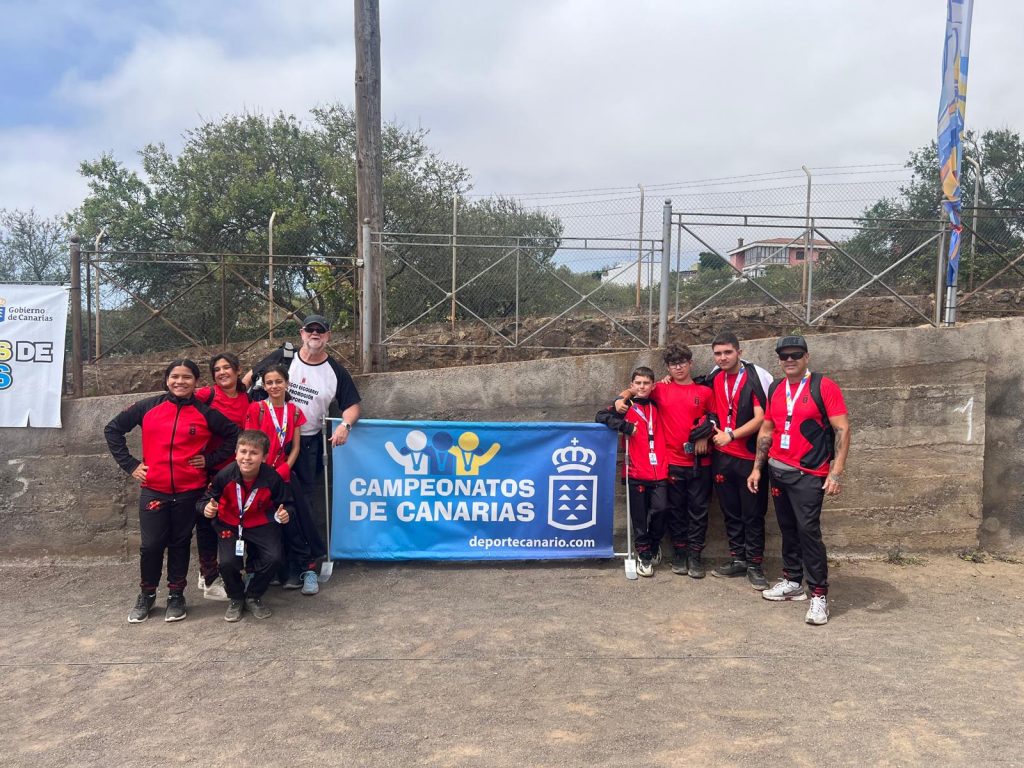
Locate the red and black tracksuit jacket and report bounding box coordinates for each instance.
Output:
[595,397,668,483]
[105,393,239,494]
[202,463,292,529]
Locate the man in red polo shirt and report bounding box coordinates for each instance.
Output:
[747,335,851,626]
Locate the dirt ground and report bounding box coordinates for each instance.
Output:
[1,555,1022,767]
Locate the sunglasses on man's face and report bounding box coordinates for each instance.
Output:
[303,326,327,334]
[778,350,806,361]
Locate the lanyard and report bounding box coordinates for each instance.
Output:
[631,403,656,449]
[724,369,746,427]
[266,402,289,448]
[783,371,811,433]
[235,481,259,536]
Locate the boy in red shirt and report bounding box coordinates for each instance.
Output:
[202,430,293,621]
[597,367,668,577]
[748,336,851,626]
[653,345,717,578]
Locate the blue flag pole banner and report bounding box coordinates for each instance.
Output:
[0,284,70,428]
[330,419,618,560]
[937,0,974,288]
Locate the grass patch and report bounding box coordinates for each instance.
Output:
[884,543,926,566]
[957,547,988,563]
[957,548,1024,565]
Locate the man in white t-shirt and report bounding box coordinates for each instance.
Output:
[245,315,361,594]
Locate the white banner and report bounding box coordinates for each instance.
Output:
[0,284,70,428]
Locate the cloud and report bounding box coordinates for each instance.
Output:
[2,0,1022,222]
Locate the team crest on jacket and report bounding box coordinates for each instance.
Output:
[548,441,598,531]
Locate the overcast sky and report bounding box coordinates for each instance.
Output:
[2,0,1020,221]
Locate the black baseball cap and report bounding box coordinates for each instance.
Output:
[775,335,808,352]
[302,315,331,331]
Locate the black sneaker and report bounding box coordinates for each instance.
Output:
[128,592,156,624]
[650,547,663,567]
[711,559,748,578]
[224,599,244,622]
[245,597,273,620]
[164,592,187,622]
[671,548,688,575]
[282,574,303,590]
[687,552,706,579]
[747,564,769,590]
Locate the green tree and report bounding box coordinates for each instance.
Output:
[823,129,1024,295]
[73,106,562,349]
[0,209,72,283]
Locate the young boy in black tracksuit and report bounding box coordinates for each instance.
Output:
[201,430,293,621]
[596,367,669,578]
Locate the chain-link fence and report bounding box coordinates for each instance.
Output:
[74,243,358,396]
[64,164,1024,394]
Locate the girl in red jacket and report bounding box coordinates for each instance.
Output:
[105,359,239,624]
[192,352,251,601]
[244,364,306,482]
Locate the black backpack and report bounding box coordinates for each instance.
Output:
[249,342,296,402]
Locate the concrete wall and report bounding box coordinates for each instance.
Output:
[2,318,1021,561]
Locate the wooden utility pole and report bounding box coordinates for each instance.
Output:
[355,0,385,372]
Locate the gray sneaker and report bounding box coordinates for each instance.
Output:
[245,597,273,620]
[711,559,748,578]
[687,552,706,579]
[301,570,320,595]
[671,548,688,575]
[164,592,187,622]
[747,564,769,590]
[282,574,303,590]
[128,592,156,624]
[224,599,244,622]
[762,579,807,602]
[805,595,829,625]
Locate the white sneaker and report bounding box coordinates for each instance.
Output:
[805,595,829,625]
[761,579,807,602]
[200,575,229,602]
[637,557,654,578]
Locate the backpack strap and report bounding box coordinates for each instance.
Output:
[743,361,767,405]
[809,373,829,424]
[203,387,216,406]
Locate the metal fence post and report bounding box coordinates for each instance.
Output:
[964,155,982,293]
[268,211,276,341]
[801,166,812,313]
[806,216,815,324]
[69,237,83,398]
[93,227,105,360]
[451,194,458,331]
[658,199,672,347]
[361,219,374,374]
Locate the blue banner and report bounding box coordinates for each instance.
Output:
[330,420,617,560]
[937,0,974,287]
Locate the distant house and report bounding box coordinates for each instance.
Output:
[727,237,834,277]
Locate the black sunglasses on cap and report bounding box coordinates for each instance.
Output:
[778,350,806,361]
[303,325,327,334]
